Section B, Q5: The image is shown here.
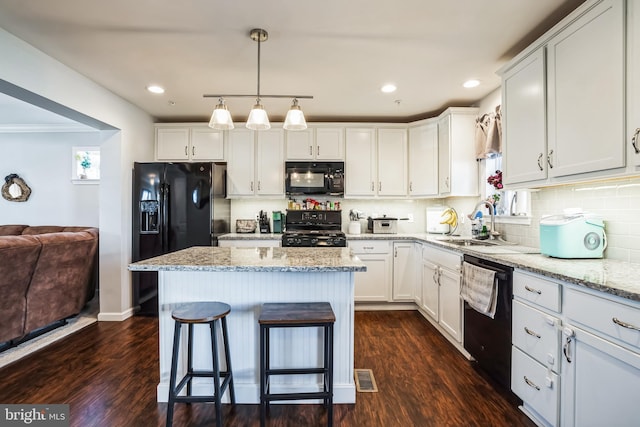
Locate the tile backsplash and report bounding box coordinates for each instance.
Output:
[498,177,640,263]
[230,176,640,263]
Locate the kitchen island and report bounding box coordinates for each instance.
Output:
[128,246,366,404]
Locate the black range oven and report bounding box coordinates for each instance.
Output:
[281,210,346,247]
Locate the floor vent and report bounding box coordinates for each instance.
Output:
[354,368,378,392]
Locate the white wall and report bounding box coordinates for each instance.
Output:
[0,131,100,226]
[0,27,155,320]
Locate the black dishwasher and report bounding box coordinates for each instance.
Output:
[462,254,514,391]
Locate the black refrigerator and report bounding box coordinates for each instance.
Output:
[131,162,230,315]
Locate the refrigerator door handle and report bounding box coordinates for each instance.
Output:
[161,182,170,253]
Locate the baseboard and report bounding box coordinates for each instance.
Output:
[97,308,134,322]
[354,302,417,311]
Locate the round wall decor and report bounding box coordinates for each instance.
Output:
[2,173,32,202]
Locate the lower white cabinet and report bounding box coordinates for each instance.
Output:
[392,242,415,301]
[420,244,462,342]
[512,347,560,426]
[560,287,640,427]
[349,240,392,302]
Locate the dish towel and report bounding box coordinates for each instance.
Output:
[461,261,498,318]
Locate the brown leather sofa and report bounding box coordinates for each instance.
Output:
[0,225,99,345]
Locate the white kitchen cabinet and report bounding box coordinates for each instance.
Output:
[628,0,640,167]
[511,270,562,427]
[286,127,344,160]
[561,287,640,427]
[227,127,284,197]
[349,240,391,302]
[156,126,225,161]
[437,107,478,197]
[408,122,439,197]
[344,127,407,198]
[345,128,376,197]
[377,128,408,196]
[546,0,625,178]
[392,242,414,301]
[420,244,462,342]
[501,47,548,185]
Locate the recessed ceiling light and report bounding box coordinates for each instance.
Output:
[381,84,397,93]
[463,79,480,88]
[146,85,165,94]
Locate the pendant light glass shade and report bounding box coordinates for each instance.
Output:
[208,99,234,130]
[283,99,307,130]
[246,102,270,130]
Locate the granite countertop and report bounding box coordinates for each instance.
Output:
[128,246,366,273]
[219,233,284,240]
[348,233,640,302]
[212,232,640,302]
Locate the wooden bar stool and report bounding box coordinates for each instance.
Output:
[166,302,235,427]
[259,302,335,427]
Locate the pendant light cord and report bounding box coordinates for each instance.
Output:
[256,32,261,103]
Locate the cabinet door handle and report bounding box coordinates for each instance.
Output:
[257,181,261,191]
[524,327,541,339]
[523,376,541,391]
[317,145,320,156]
[537,153,544,171]
[409,182,413,192]
[185,146,188,156]
[524,285,542,295]
[563,335,573,363]
[250,181,254,192]
[309,145,313,156]
[433,269,440,286]
[379,182,382,192]
[394,248,397,257]
[612,317,640,331]
[547,149,554,169]
[371,182,374,191]
[632,128,640,154]
[192,146,195,157]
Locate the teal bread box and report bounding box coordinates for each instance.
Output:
[539,213,606,259]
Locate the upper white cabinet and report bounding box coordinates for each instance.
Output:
[344,127,407,198]
[345,128,377,196]
[500,0,627,186]
[628,0,640,167]
[501,48,548,185]
[546,0,625,178]
[408,122,439,197]
[156,126,225,161]
[286,127,345,160]
[437,108,478,197]
[377,128,408,196]
[227,127,284,197]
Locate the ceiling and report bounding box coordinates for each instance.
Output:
[0,0,586,125]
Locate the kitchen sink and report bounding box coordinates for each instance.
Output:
[435,236,540,254]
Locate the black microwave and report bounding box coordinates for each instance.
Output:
[285,161,344,196]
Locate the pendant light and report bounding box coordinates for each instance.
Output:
[208,97,234,130]
[283,98,307,130]
[205,28,312,131]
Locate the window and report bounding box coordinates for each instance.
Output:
[72,146,100,182]
[484,155,531,222]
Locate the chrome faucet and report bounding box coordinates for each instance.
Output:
[470,200,498,239]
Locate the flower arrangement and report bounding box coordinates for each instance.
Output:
[487,170,503,204]
[76,152,92,179]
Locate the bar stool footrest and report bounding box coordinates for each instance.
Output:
[266,367,327,375]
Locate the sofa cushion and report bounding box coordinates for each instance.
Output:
[0,235,42,343]
[24,231,98,333]
[21,226,66,235]
[0,225,28,236]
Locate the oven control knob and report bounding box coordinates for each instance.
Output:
[310,238,318,246]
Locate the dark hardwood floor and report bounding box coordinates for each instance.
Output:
[0,311,535,427]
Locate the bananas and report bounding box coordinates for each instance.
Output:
[440,208,458,228]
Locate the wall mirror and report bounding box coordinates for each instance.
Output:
[2,174,32,202]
